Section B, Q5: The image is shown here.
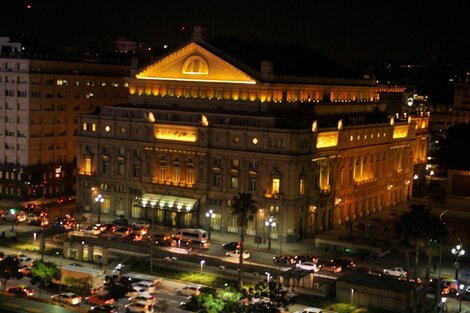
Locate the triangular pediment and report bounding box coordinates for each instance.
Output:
[136,42,256,85]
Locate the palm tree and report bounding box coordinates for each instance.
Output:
[231,192,257,289]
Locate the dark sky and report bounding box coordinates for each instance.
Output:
[2,0,470,68]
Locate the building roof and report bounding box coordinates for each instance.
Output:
[198,37,365,82]
[337,272,415,293]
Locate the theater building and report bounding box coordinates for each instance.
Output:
[76,35,428,242]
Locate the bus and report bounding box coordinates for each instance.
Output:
[174,228,208,246]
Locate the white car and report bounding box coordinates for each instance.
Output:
[126,285,149,298]
[132,220,150,229]
[225,249,250,259]
[176,285,203,297]
[51,292,82,306]
[125,301,154,313]
[293,307,323,313]
[296,261,320,272]
[132,281,158,294]
[18,256,34,268]
[83,224,102,236]
[383,267,407,278]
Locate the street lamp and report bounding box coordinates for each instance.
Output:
[459,284,464,312]
[452,244,465,280]
[56,250,63,296]
[430,170,435,184]
[200,260,205,274]
[265,272,271,284]
[205,209,215,240]
[94,194,104,224]
[350,288,354,305]
[265,215,276,250]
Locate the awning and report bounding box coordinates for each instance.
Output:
[141,193,199,212]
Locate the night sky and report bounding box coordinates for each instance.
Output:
[1,0,470,68]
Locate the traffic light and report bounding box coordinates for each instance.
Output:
[9,208,17,215]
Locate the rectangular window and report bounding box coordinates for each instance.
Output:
[84,156,92,174]
[231,176,239,189]
[212,174,220,187]
[132,165,140,178]
[187,170,194,184]
[118,163,125,175]
[82,123,88,131]
[299,178,305,195]
[92,123,96,132]
[249,178,257,191]
[102,160,108,174]
[232,159,239,167]
[272,178,280,194]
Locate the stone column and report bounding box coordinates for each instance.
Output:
[77,244,84,261]
[63,241,71,259]
[101,247,109,265]
[87,245,94,262]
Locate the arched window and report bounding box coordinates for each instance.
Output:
[182,56,209,74]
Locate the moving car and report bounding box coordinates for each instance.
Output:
[294,255,319,264]
[332,257,356,268]
[51,292,82,305]
[296,261,320,272]
[222,242,240,251]
[176,285,203,297]
[6,285,34,296]
[113,217,129,226]
[319,261,342,273]
[272,255,296,265]
[18,266,32,276]
[180,296,200,311]
[383,267,407,279]
[132,220,150,229]
[88,305,117,313]
[129,293,155,306]
[225,249,250,259]
[124,301,154,313]
[85,293,115,306]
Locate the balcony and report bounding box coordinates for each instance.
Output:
[152,177,194,188]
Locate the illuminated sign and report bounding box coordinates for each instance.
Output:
[155,125,197,142]
[316,131,339,148]
[393,125,409,139]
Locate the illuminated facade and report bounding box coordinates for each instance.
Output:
[0,50,129,206]
[76,37,428,242]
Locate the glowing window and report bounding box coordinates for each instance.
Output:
[82,123,88,131]
[252,137,259,145]
[105,125,111,132]
[182,56,209,75]
[272,178,280,194]
[92,123,96,132]
[233,136,240,143]
[299,178,305,195]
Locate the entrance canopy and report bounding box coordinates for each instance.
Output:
[141,193,199,212]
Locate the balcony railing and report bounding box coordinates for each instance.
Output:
[151,177,194,188]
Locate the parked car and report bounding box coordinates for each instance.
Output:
[85,293,116,306]
[132,280,158,294]
[124,301,154,313]
[319,261,342,273]
[176,285,203,297]
[132,220,150,229]
[88,305,117,313]
[6,285,34,296]
[126,285,149,298]
[226,249,250,259]
[296,261,320,272]
[383,267,407,278]
[153,233,175,246]
[83,225,102,236]
[51,292,82,306]
[222,241,240,251]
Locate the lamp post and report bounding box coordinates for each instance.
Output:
[56,250,63,296]
[205,209,215,240]
[459,284,464,312]
[149,200,156,274]
[350,288,355,305]
[265,215,276,250]
[200,260,205,274]
[451,244,465,280]
[430,170,435,185]
[94,194,104,224]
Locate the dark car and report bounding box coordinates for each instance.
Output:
[153,233,175,246]
[112,217,128,226]
[332,257,356,269]
[6,285,35,296]
[88,305,117,313]
[295,254,319,264]
[222,242,240,251]
[272,255,296,265]
[320,261,343,273]
[180,296,200,312]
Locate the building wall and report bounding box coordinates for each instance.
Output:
[0,56,129,204]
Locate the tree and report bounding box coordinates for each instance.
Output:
[30,260,60,297]
[230,192,257,289]
[0,257,22,290]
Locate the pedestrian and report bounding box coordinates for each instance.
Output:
[98,255,103,270]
